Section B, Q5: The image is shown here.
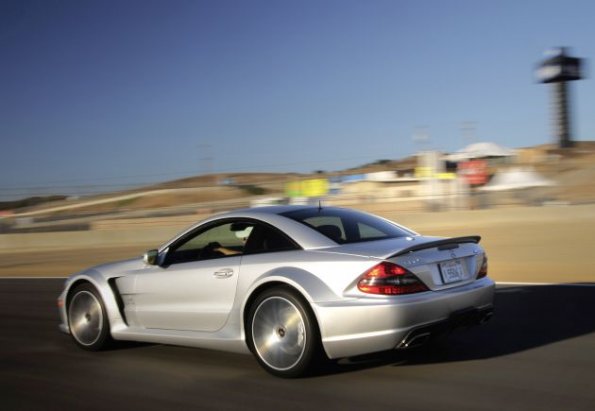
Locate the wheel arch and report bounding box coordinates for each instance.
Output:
[64,271,127,335]
[242,281,303,334]
[240,270,334,354]
[66,278,95,305]
[241,280,327,376]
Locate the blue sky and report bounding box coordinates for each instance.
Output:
[1,0,594,199]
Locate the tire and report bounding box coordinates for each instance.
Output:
[246,286,322,378]
[67,283,112,351]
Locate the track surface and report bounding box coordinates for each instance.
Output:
[1,279,595,411]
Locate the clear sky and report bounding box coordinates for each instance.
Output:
[1,0,594,199]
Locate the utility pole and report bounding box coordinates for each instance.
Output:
[460,121,477,146]
[413,126,430,153]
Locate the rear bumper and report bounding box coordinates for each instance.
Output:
[396,305,494,349]
[314,277,495,359]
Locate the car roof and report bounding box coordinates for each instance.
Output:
[221,205,318,216]
[160,205,337,251]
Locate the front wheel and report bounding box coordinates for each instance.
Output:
[67,283,112,350]
[247,287,322,378]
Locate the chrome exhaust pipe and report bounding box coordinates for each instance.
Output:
[479,310,493,324]
[398,331,431,349]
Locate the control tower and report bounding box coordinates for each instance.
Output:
[535,48,584,149]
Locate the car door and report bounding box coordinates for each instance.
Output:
[131,220,254,332]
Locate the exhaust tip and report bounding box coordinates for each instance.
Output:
[479,310,494,324]
[398,331,431,349]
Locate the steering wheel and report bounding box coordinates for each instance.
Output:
[199,241,223,259]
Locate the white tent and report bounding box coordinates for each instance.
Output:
[480,167,555,191]
[445,142,515,162]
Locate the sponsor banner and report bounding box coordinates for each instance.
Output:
[459,160,488,185]
[285,179,329,198]
[415,167,456,180]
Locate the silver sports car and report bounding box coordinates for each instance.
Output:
[58,205,494,377]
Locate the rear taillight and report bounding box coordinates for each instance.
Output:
[357,262,429,295]
[477,256,488,279]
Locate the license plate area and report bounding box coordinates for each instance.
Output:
[439,259,467,284]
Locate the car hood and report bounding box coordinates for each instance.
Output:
[79,257,144,279]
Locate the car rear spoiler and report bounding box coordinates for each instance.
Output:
[389,236,481,258]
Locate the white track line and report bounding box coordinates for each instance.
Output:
[497,281,595,287]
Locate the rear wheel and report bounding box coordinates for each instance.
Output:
[247,287,321,378]
[67,283,112,350]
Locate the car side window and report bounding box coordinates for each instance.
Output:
[357,222,389,241]
[244,224,299,254]
[165,221,255,265]
[302,216,345,243]
[282,208,413,244]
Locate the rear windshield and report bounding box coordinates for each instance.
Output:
[281,208,414,244]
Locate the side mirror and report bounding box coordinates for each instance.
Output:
[143,249,159,266]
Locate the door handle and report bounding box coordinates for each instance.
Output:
[213,268,234,279]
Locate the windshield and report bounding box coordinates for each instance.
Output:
[281,208,414,244]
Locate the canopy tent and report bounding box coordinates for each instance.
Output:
[445,142,515,162]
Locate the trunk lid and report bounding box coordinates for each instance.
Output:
[319,235,485,291]
[388,237,485,291]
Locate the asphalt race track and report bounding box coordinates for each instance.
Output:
[1,279,594,411]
